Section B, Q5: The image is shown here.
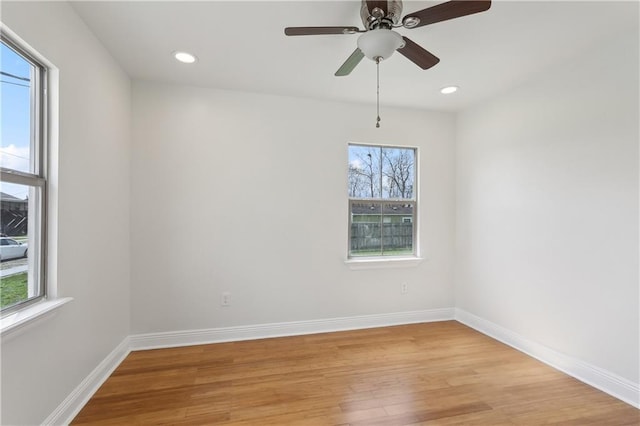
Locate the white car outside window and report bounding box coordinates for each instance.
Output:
[0,237,28,261]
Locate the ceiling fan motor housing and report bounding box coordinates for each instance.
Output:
[360,0,404,29]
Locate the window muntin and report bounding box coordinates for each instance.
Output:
[348,144,416,258]
[1,33,47,314]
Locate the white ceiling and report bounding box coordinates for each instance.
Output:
[71,0,639,112]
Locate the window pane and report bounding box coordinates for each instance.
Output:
[381,147,415,199]
[350,201,382,256]
[1,41,34,174]
[380,201,414,256]
[350,201,415,257]
[348,145,381,198]
[0,182,42,310]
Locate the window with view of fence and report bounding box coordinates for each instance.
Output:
[348,144,417,258]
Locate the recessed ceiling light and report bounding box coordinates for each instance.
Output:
[440,86,458,94]
[173,51,197,64]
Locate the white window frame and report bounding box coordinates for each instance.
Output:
[0,30,48,315]
[346,142,423,269]
[0,26,73,334]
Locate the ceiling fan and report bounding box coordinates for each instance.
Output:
[284,0,492,76]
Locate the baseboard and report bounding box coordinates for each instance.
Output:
[455,308,640,409]
[42,336,131,425]
[129,308,455,350]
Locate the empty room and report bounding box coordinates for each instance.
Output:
[0,1,638,424]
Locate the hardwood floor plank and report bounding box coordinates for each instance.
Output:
[72,321,639,425]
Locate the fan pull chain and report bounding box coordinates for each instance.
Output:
[376,57,381,128]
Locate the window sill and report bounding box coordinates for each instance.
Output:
[1,297,73,340]
[344,256,425,270]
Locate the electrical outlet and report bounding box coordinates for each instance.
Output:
[221,292,231,307]
[401,283,408,294]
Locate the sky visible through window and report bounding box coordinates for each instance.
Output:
[348,144,415,200]
[1,41,32,199]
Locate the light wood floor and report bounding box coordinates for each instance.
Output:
[72,321,639,425]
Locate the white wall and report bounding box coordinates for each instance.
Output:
[455,27,639,384]
[0,2,131,425]
[130,82,456,334]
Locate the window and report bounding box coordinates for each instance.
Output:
[348,143,416,258]
[1,32,47,314]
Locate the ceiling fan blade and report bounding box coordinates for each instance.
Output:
[397,37,440,70]
[366,0,388,15]
[335,49,365,76]
[404,0,491,28]
[284,26,360,36]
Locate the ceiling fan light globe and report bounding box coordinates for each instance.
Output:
[357,29,404,61]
